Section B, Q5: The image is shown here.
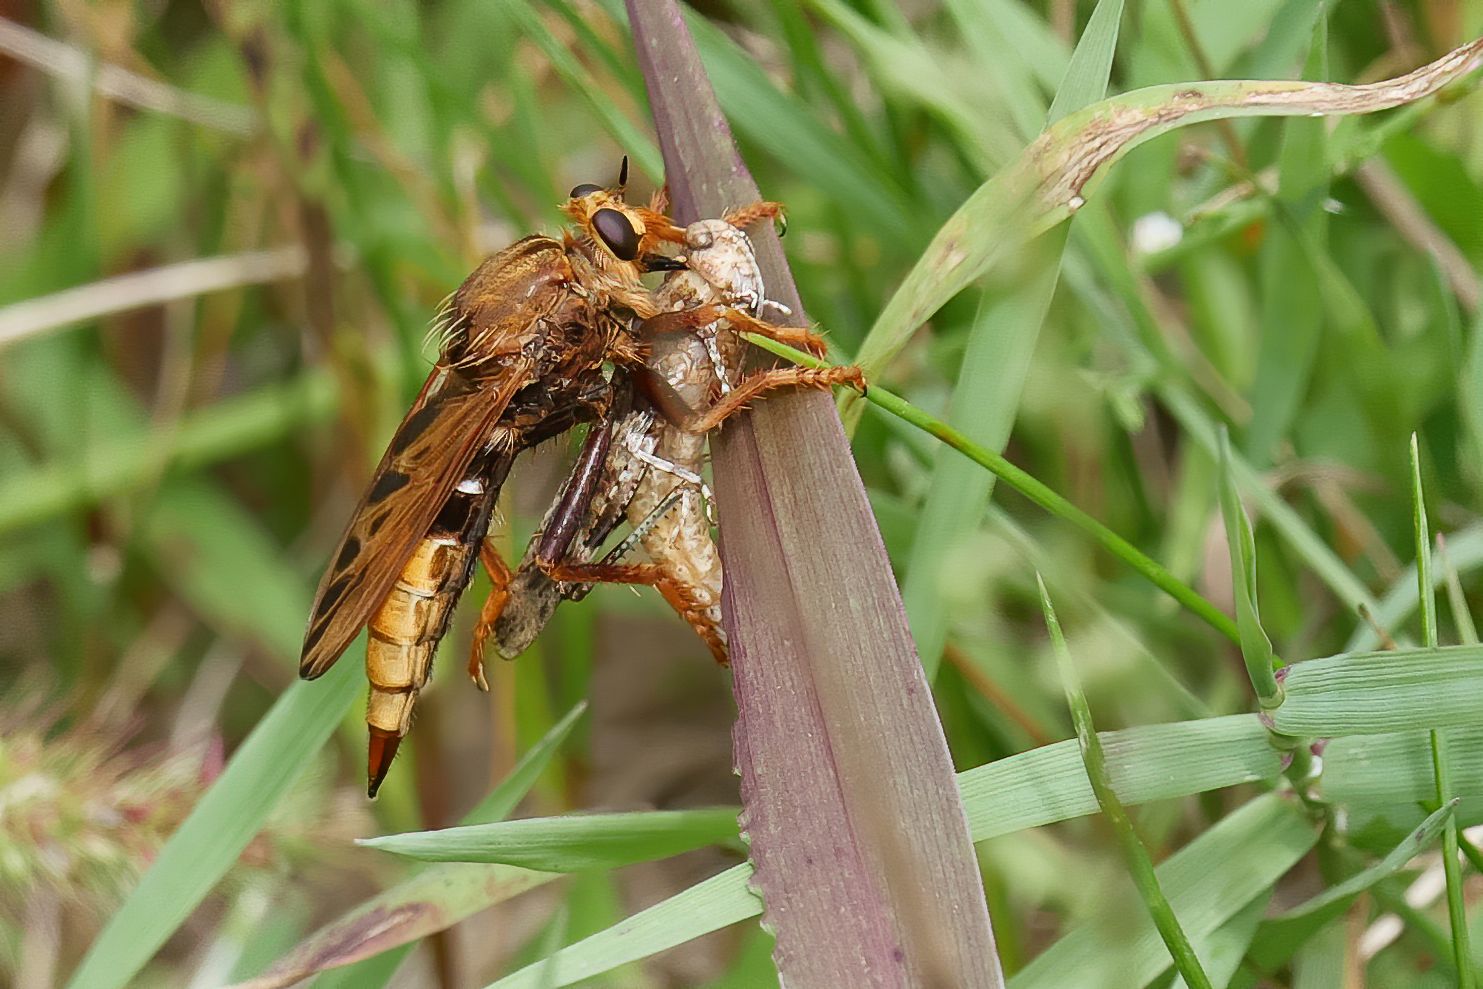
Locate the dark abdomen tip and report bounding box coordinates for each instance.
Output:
[367,727,402,797]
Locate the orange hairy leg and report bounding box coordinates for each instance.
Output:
[643,303,827,359]
[469,541,514,691]
[722,200,784,231]
[675,365,866,435]
[540,559,728,664]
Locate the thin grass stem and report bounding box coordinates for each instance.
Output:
[1037,574,1214,989]
[1411,433,1472,988]
[744,332,1240,644]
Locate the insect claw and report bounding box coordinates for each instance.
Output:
[468,634,491,692]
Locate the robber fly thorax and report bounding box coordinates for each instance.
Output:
[491,204,856,663]
[298,163,688,796]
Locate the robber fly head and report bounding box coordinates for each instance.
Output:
[561,159,686,276]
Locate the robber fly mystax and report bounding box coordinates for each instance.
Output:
[298,161,688,796]
[489,203,862,662]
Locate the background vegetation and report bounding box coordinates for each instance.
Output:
[2,0,1482,986]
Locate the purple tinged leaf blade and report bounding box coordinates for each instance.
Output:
[626,4,1003,987]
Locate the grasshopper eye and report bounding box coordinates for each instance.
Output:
[569,183,603,199]
[592,208,640,261]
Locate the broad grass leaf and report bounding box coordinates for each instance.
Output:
[488,714,1283,988]
[66,661,362,989]
[627,2,1001,985]
[846,38,1483,401]
[900,0,1123,679]
[359,807,742,871]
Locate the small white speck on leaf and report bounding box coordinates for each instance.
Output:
[1131,211,1184,256]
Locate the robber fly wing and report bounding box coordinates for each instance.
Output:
[299,362,529,678]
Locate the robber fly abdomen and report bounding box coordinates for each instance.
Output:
[364,459,501,770]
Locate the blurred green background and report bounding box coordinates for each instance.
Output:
[2,0,1482,986]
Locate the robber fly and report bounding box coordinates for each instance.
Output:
[489,204,860,662]
[298,162,688,796]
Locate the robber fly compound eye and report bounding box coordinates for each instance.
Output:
[569,183,603,199]
[592,207,641,261]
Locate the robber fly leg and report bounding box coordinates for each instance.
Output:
[676,365,866,434]
[654,578,729,665]
[720,306,829,359]
[722,200,785,232]
[537,557,728,665]
[469,541,514,691]
[649,184,671,216]
[540,560,666,588]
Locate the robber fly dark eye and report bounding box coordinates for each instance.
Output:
[569,183,603,199]
[592,208,641,261]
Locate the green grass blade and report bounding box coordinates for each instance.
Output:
[359,807,741,871]
[748,333,1240,643]
[845,38,1483,403]
[1439,534,1481,645]
[1007,794,1315,988]
[901,273,1057,679]
[139,480,310,665]
[1275,644,1483,736]
[1323,726,1483,812]
[1169,894,1269,989]
[66,659,362,989]
[807,0,1012,165]
[900,0,1122,679]
[505,1,661,181]
[1243,15,1329,464]
[1038,575,1213,989]
[1246,800,1457,975]
[1045,0,1124,124]
[459,703,589,826]
[1216,428,1283,707]
[1159,385,1382,622]
[485,864,760,989]
[485,712,1282,987]
[1346,522,1483,653]
[1413,435,1439,650]
[232,704,587,989]
[1410,435,1473,987]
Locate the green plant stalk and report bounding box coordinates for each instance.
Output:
[1037,575,1214,989]
[1371,879,1483,983]
[1412,434,1473,988]
[1439,536,1481,645]
[1458,828,1483,876]
[1216,428,1284,709]
[744,332,1239,644]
